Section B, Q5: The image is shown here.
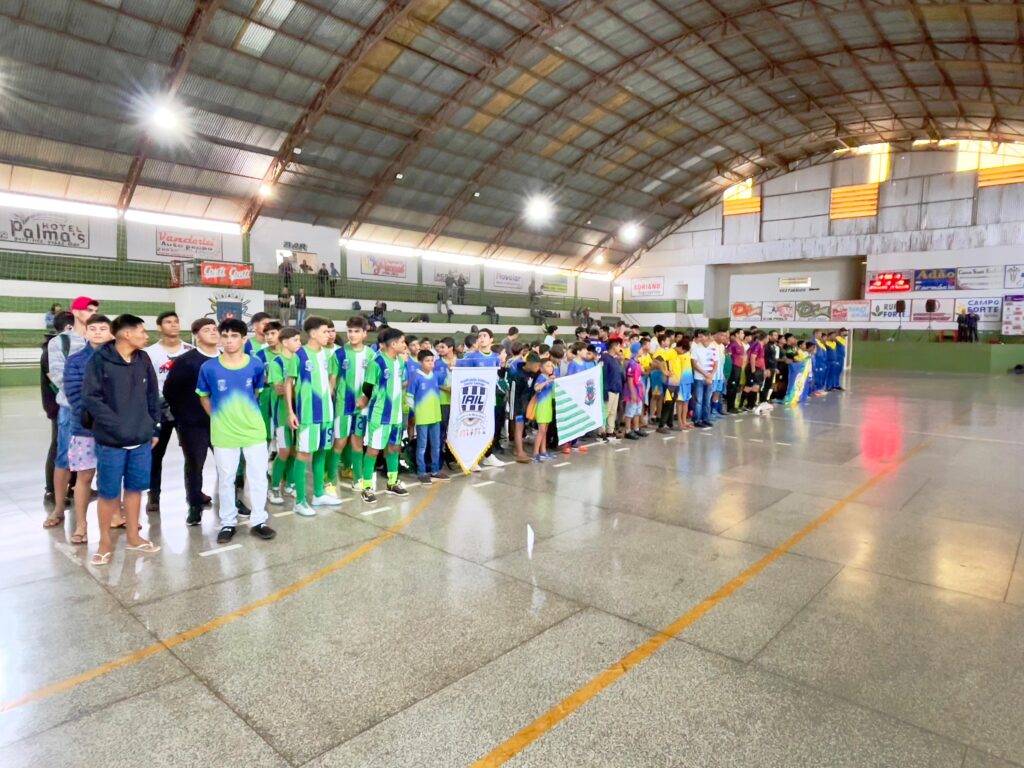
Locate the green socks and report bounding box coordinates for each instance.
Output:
[385,451,398,486]
[361,452,377,490]
[271,457,288,488]
[292,458,309,504]
[326,449,340,484]
[312,451,326,497]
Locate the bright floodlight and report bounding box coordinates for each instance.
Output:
[524,195,554,225]
[594,252,605,264]
[619,221,641,245]
[148,99,183,138]
[259,184,273,198]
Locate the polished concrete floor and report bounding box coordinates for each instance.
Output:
[1,371,1023,767]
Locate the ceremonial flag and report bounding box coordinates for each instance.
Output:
[447,367,497,472]
[553,367,604,444]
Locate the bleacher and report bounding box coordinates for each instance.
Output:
[0,250,609,386]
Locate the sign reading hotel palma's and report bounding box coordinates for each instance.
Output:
[867,271,911,293]
[0,210,89,249]
[200,261,253,288]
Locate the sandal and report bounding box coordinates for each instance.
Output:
[43,515,64,529]
[90,551,112,566]
[70,532,88,545]
[110,519,126,529]
[125,541,160,554]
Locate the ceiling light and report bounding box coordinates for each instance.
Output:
[147,97,185,140]
[524,194,554,226]
[124,209,240,234]
[293,147,302,155]
[0,191,118,219]
[618,222,641,245]
[586,219,592,225]
[473,191,480,198]
[395,172,404,180]
[259,184,273,198]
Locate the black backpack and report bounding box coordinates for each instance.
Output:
[40,334,69,420]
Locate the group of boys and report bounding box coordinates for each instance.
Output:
[41,299,848,565]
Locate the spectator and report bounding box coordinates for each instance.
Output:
[278,286,292,326]
[295,288,308,329]
[329,262,340,296]
[501,327,520,356]
[445,271,456,303]
[45,303,62,330]
[318,263,329,296]
[44,296,98,527]
[456,272,467,304]
[40,325,62,510]
[544,325,559,347]
[81,314,161,565]
[279,258,293,289]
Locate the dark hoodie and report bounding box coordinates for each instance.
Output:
[82,341,160,447]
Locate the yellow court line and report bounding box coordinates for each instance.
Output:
[0,485,440,715]
[471,447,924,767]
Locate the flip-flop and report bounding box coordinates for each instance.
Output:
[43,515,64,529]
[70,533,88,545]
[110,520,126,529]
[89,552,112,566]
[125,541,160,554]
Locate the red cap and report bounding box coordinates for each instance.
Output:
[70,296,99,311]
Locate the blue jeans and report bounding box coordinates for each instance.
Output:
[416,422,441,476]
[95,442,152,500]
[692,379,712,424]
[296,308,307,329]
[55,406,72,470]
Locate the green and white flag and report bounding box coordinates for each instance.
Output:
[553,367,604,444]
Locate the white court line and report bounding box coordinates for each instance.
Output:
[749,438,763,443]
[662,436,675,441]
[271,511,294,518]
[553,462,570,467]
[777,441,792,446]
[199,544,242,557]
[360,506,392,516]
[473,480,496,487]
[614,447,629,452]
[724,435,737,440]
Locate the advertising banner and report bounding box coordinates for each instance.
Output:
[360,254,406,279]
[1005,265,1024,289]
[0,209,90,249]
[761,301,795,322]
[913,268,957,291]
[553,368,605,445]
[794,300,831,320]
[157,229,223,260]
[830,300,870,322]
[200,261,254,288]
[911,298,954,322]
[869,299,907,321]
[954,296,1002,322]
[630,276,664,298]
[446,367,497,472]
[1002,295,1024,335]
[487,268,526,292]
[956,265,1002,291]
[730,301,762,321]
[541,274,569,294]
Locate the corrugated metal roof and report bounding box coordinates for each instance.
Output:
[0,0,1022,265]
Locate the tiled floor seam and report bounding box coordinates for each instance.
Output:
[0,671,193,751]
[753,663,1021,768]
[1004,531,1023,603]
[292,607,590,768]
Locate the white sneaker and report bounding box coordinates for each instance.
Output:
[293,501,316,517]
[283,485,297,498]
[351,479,362,493]
[470,465,482,473]
[311,494,342,507]
[324,483,337,496]
[483,454,505,468]
[268,489,284,505]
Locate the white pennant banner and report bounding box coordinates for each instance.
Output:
[447,367,497,472]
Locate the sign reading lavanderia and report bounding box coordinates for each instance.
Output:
[0,209,89,249]
[157,228,223,260]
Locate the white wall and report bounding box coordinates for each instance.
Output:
[0,204,117,258]
[249,216,340,273]
[125,220,243,262]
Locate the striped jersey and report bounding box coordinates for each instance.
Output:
[266,352,292,429]
[332,344,371,416]
[364,351,404,425]
[286,345,334,425]
[255,346,280,414]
